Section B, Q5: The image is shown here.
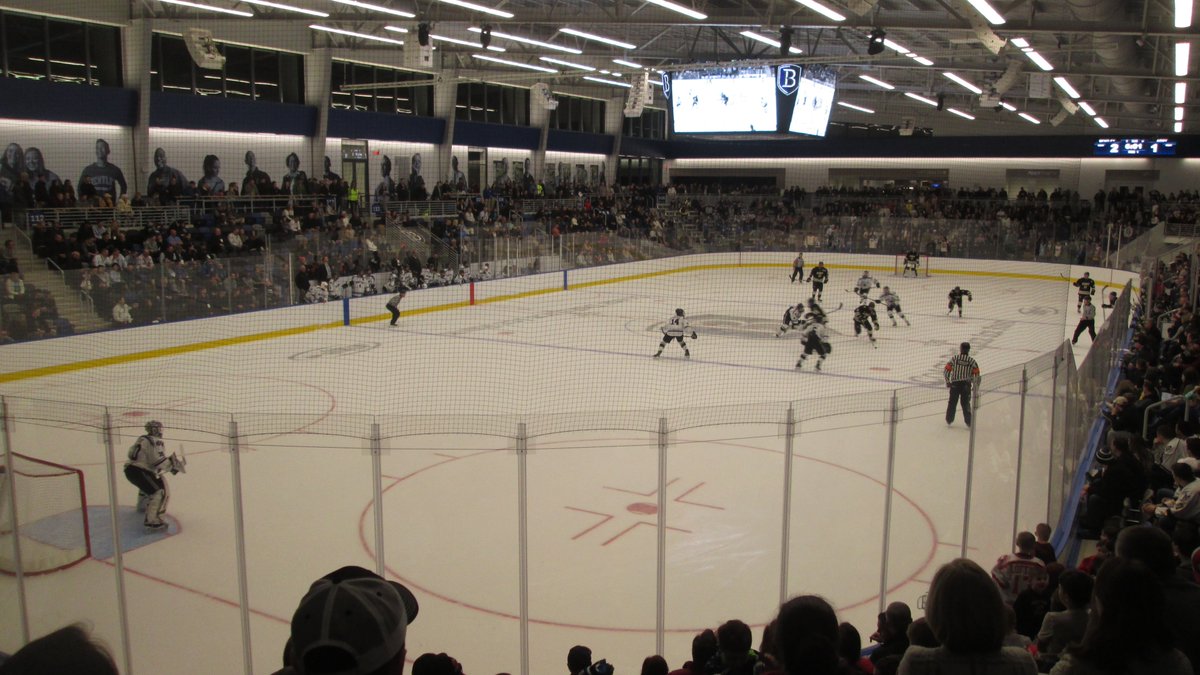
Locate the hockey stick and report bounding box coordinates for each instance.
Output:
[824,302,846,313]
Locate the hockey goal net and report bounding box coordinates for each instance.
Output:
[0,453,91,575]
[893,253,932,277]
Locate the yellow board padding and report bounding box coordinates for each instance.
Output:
[0,261,1136,384]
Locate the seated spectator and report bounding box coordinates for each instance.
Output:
[568,646,593,675]
[869,602,912,665]
[991,531,1049,605]
[1114,525,1200,672]
[280,565,419,675]
[906,619,938,649]
[1081,437,1147,533]
[1036,569,1092,663]
[642,655,669,675]
[412,653,462,675]
[666,629,717,675]
[0,622,118,675]
[1048,558,1189,675]
[897,558,1037,674]
[838,622,875,674]
[112,297,133,325]
[709,619,765,675]
[4,272,25,302]
[1142,462,1200,530]
[772,595,844,675]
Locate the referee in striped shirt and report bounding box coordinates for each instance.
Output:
[945,341,981,427]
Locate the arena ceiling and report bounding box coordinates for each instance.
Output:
[131,0,1196,137]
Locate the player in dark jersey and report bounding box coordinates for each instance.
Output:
[1073,272,1096,313]
[806,262,829,300]
[902,251,922,277]
[948,286,973,317]
[853,299,878,347]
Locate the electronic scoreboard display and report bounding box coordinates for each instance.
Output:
[1093,138,1178,156]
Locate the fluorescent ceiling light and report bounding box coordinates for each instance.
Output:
[583,76,632,88]
[311,25,404,45]
[964,0,1006,25]
[1053,76,1081,98]
[1094,117,1109,128]
[382,25,408,32]
[649,79,663,86]
[999,101,1016,111]
[468,27,581,54]
[238,0,327,16]
[473,54,557,72]
[540,56,595,71]
[1177,106,1186,121]
[882,38,910,53]
[1177,42,1191,76]
[794,0,846,21]
[1177,0,1194,28]
[910,56,934,66]
[739,31,803,54]
[947,107,976,120]
[1078,101,1096,116]
[157,0,254,16]
[1010,37,1029,48]
[859,74,894,89]
[330,0,415,18]
[1024,50,1055,71]
[1018,112,1040,124]
[837,101,875,113]
[943,72,983,94]
[643,0,707,20]
[1177,82,1188,104]
[1176,121,1185,132]
[905,92,938,106]
[560,28,637,50]
[435,0,513,18]
[429,34,506,51]
[612,58,643,69]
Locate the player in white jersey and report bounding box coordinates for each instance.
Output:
[306,281,330,304]
[351,272,371,297]
[875,286,910,326]
[854,271,880,299]
[776,303,807,337]
[654,308,697,359]
[795,318,830,370]
[123,420,184,529]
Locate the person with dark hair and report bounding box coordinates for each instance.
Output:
[412,652,462,675]
[1143,462,1200,530]
[80,138,127,199]
[1033,523,1056,564]
[991,531,1049,605]
[284,152,308,196]
[1114,525,1200,672]
[1081,435,1147,532]
[1035,569,1092,662]
[641,655,669,675]
[869,602,912,665]
[710,619,765,675]
[944,342,980,427]
[568,646,593,675]
[772,596,845,675]
[0,623,118,675]
[199,155,226,195]
[1048,558,1190,675]
[377,156,396,202]
[905,619,938,649]
[146,147,186,198]
[838,623,873,674]
[243,151,270,195]
[898,558,1036,674]
[667,629,717,675]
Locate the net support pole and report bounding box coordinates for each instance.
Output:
[371,421,385,576]
[1011,367,1029,551]
[656,416,668,658]
[779,405,796,605]
[227,420,254,675]
[879,392,899,612]
[563,269,568,291]
[0,397,30,645]
[516,422,530,675]
[962,379,981,558]
[343,297,351,326]
[100,409,132,675]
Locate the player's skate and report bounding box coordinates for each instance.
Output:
[136,492,149,513]
[903,317,911,326]
[653,351,662,358]
[684,351,690,359]
[891,319,898,327]
[795,359,803,369]
[815,359,823,371]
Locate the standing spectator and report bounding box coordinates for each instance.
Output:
[771,596,844,675]
[709,619,765,675]
[991,531,1049,605]
[839,623,875,674]
[1033,523,1056,564]
[944,342,980,427]
[667,630,717,675]
[641,656,669,675]
[568,646,594,675]
[1115,519,1200,672]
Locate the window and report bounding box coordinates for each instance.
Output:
[550,95,607,134]
[150,33,304,103]
[617,156,663,185]
[1,11,121,87]
[330,60,433,116]
[455,82,529,125]
[623,108,666,139]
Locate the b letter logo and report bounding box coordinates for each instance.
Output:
[776,65,800,96]
[660,71,672,100]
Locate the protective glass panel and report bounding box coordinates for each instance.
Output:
[964,365,1024,564]
[1020,357,1057,539]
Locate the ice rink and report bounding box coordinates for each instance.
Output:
[0,254,1129,675]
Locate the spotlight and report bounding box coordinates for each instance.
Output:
[867,28,886,55]
[417,22,430,47]
[780,27,793,56]
[480,24,492,49]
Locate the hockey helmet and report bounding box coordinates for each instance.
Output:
[862,271,870,276]
[675,308,685,317]
[1083,272,1090,277]
[882,286,890,292]
[807,298,820,309]
[145,420,163,437]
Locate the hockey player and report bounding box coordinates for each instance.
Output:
[901,250,922,277]
[854,271,880,299]
[386,289,406,326]
[795,316,831,370]
[1073,272,1096,313]
[776,302,807,337]
[306,281,330,304]
[853,299,879,347]
[875,286,910,327]
[479,262,493,280]
[654,308,697,359]
[947,286,973,317]
[123,420,183,529]
[790,252,805,283]
[806,262,829,300]
[804,297,829,325]
[351,271,371,297]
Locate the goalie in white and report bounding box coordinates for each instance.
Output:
[123,420,184,529]
[654,308,696,359]
[854,271,880,299]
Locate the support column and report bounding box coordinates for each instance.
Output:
[305,48,333,178]
[122,19,153,197]
[529,95,551,183]
[603,95,624,187]
[433,77,458,186]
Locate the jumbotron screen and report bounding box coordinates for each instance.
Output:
[663,64,837,136]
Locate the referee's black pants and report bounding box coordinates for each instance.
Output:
[946,381,972,426]
[1072,319,1095,343]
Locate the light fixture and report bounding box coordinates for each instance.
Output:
[837,101,875,113]
[739,30,802,54]
[964,0,1006,25]
[382,25,408,32]
[999,101,1016,111]
[470,27,581,54]
[910,55,934,66]
[1053,76,1081,98]
[943,72,983,94]
[330,0,415,18]
[882,38,909,53]
[238,0,327,16]
[583,75,632,88]
[435,0,513,18]
[560,28,637,50]
[1176,121,1185,132]
[794,0,846,21]
[1177,82,1188,104]
[1018,112,1040,124]
[905,92,938,106]
[540,56,595,71]
[310,25,404,45]
[1078,101,1096,116]
[472,54,558,73]
[1094,117,1110,128]
[429,34,504,51]
[867,28,886,55]
[947,108,976,120]
[643,0,707,20]
[156,0,254,16]
[858,74,894,89]
[1177,0,1194,28]
[1176,42,1191,76]
[1024,50,1055,71]
[1010,37,1029,48]
[613,58,643,69]
[1176,106,1186,121]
